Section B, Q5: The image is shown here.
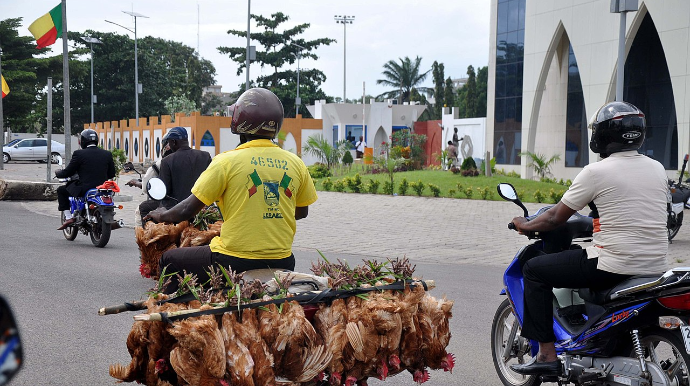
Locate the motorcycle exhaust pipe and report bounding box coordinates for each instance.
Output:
[117,219,125,228]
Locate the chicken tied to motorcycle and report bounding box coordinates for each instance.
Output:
[100,257,455,386]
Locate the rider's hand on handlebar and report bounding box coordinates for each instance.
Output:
[510,217,529,234]
[126,178,142,188]
[143,208,165,224]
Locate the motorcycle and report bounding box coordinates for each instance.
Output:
[0,295,22,386]
[668,154,690,241]
[491,182,690,386]
[55,159,124,248]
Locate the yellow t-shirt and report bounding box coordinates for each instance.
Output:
[191,139,318,259]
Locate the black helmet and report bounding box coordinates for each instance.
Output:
[79,129,99,149]
[230,88,283,139]
[589,101,646,156]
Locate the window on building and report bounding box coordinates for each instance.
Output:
[565,44,589,167]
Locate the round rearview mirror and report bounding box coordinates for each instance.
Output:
[497,183,518,201]
[147,178,167,201]
[123,162,134,171]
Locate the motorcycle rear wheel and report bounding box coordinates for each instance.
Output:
[668,212,683,240]
[492,298,541,386]
[60,212,78,241]
[639,329,690,386]
[89,209,111,248]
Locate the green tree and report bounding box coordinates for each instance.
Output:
[376,56,431,103]
[164,95,198,120]
[456,65,487,118]
[431,61,445,118]
[520,151,561,179]
[464,65,478,117]
[0,18,59,131]
[444,77,455,110]
[302,135,350,170]
[200,93,225,116]
[217,12,335,116]
[476,66,488,117]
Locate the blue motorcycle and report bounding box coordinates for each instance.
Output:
[492,182,690,386]
[58,175,123,248]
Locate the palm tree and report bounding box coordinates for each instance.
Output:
[376,56,432,103]
[303,135,351,170]
[520,151,561,180]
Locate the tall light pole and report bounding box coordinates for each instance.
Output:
[334,15,354,103]
[81,37,102,125]
[610,0,638,101]
[291,42,306,117]
[246,0,251,90]
[106,10,148,126]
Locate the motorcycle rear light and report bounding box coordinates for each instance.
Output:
[658,293,690,310]
[117,205,123,210]
[659,316,684,329]
[89,204,96,210]
[102,196,113,204]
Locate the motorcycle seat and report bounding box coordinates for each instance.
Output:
[671,188,690,204]
[578,274,661,305]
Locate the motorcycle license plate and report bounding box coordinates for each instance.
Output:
[681,326,690,354]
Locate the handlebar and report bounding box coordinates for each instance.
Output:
[508,222,516,230]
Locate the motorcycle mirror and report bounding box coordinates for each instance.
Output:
[123,162,134,172]
[0,295,23,386]
[147,178,167,201]
[497,183,529,217]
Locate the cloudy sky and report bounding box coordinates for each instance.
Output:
[5,0,490,101]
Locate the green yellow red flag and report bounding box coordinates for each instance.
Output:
[1,76,9,99]
[28,3,63,49]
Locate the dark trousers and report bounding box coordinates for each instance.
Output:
[521,249,630,342]
[159,245,296,294]
[57,185,71,211]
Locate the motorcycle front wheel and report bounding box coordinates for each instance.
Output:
[639,329,690,386]
[89,208,111,248]
[60,211,78,241]
[669,212,683,241]
[491,298,541,386]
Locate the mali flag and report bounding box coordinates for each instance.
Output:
[1,76,8,99]
[28,3,63,49]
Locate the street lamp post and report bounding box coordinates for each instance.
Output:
[81,37,102,125]
[291,42,306,117]
[610,0,638,101]
[106,10,148,126]
[334,15,354,103]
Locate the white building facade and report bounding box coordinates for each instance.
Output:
[488,0,690,180]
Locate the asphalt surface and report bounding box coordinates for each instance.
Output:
[1,161,689,386]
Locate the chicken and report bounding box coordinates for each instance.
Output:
[342,295,382,386]
[313,298,348,384]
[136,221,188,278]
[232,309,275,386]
[167,309,226,385]
[180,226,221,248]
[109,319,150,382]
[418,295,455,373]
[260,300,332,383]
[221,312,255,386]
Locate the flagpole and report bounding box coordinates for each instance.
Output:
[0,46,4,171]
[61,0,71,161]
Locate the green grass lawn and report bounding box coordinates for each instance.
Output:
[311,164,571,204]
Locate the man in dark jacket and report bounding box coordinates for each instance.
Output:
[56,129,116,230]
[157,127,212,209]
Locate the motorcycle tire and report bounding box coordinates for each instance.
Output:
[60,211,78,241]
[638,329,690,385]
[89,208,111,248]
[491,298,541,386]
[669,212,683,241]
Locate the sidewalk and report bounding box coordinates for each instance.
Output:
[3,162,689,267]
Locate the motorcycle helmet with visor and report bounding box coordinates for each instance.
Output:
[79,129,99,149]
[589,101,646,157]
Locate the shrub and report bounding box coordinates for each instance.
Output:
[533,189,545,203]
[456,183,464,193]
[448,189,456,197]
[549,188,565,204]
[411,180,426,196]
[382,180,395,195]
[485,186,495,200]
[428,183,441,197]
[342,150,354,166]
[322,177,333,191]
[461,169,480,177]
[398,178,409,196]
[450,166,461,174]
[463,187,474,199]
[345,173,363,193]
[333,179,346,192]
[460,157,477,171]
[367,179,380,194]
[111,148,127,178]
[479,186,490,200]
[308,163,332,179]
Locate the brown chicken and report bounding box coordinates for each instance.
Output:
[167,309,226,386]
[418,295,455,373]
[180,226,221,248]
[233,309,276,386]
[260,300,332,383]
[136,221,188,278]
[221,312,255,386]
[313,298,348,385]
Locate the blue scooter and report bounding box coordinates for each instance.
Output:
[492,182,690,386]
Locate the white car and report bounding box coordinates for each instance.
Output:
[3,138,66,164]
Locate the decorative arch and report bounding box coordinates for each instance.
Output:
[201,130,215,146]
[373,126,387,156]
[283,132,297,154]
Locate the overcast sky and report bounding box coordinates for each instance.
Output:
[5,0,490,101]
